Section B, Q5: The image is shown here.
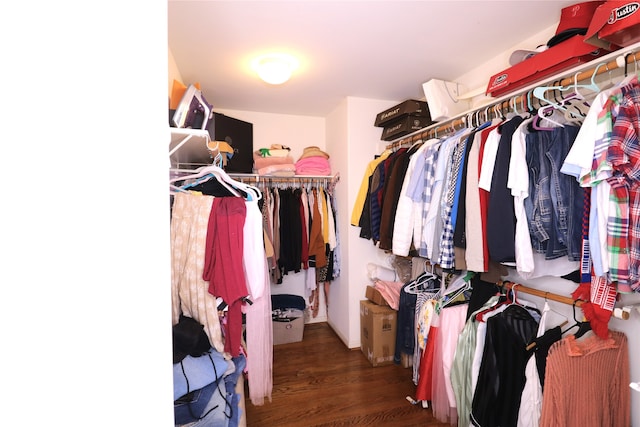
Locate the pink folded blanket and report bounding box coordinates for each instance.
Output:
[253,152,295,170]
[257,164,296,176]
[295,156,331,176]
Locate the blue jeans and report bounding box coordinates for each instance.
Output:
[394,286,417,364]
[525,126,582,261]
[394,275,440,364]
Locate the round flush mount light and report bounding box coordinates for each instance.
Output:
[252,53,299,85]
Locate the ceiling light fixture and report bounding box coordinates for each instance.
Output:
[253,53,298,85]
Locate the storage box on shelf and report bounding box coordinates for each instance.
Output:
[380,115,433,141]
[585,1,640,49]
[486,35,613,97]
[374,99,433,141]
[374,99,431,127]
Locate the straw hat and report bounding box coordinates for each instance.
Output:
[298,146,329,161]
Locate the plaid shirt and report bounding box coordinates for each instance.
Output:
[438,135,466,269]
[607,82,640,292]
[581,90,632,290]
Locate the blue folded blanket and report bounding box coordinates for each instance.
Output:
[173,348,229,400]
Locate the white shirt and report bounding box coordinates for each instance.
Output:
[508,117,535,276]
[392,140,430,256]
[478,126,502,192]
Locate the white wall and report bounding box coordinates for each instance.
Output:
[327,96,402,347]
[325,98,350,341]
[2,1,173,426]
[168,47,183,98]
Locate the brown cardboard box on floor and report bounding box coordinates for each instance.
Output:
[360,300,397,367]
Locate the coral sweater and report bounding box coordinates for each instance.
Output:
[539,330,630,427]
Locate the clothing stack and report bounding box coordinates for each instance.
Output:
[295,146,331,175]
[253,144,296,176]
[173,315,246,427]
[174,351,246,427]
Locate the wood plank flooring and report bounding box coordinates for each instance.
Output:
[244,322,451,427]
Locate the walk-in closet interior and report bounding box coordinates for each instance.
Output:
[165,1,640,426]
[7,2,640,427]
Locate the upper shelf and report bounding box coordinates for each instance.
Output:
[169,127,212,169]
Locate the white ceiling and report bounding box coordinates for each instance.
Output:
[168,0,578,117]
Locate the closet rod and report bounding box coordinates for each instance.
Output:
[228,172,340,185]
[499,281,630,320]
[386,41,640,150]
[499,281,583,307]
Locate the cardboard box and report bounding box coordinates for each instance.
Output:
[360,300,397,367]
[273,317,304,345]
[365,285,390,307]
[486,36,611,97]
[381,115,433,141]
[585,1,640,49]
[374,100,431,127]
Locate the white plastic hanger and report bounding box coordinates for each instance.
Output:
[404,262,439,295]
[169,164,244,198]
[439,272,472,309]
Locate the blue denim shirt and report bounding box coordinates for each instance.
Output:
[524,125,583,261]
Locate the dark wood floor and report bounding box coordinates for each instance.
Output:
[244,322,451,427]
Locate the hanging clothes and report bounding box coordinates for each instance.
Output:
[452,121,492,271]
[277,187,303,275]
[431,302,468,426]
[470,303,539,427]
[351,149,392,227]
[451,295,501,427]
[437,131,470,270]
[486,115,524,265]
[171,192,225,354]
[539,331,630,427]
[203,196,248,357]
[463,121,501,272]
[379,143,421,250]
[242,197,273,406]
[517,302,566,427]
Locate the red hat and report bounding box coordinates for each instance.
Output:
[547,1,605,47]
